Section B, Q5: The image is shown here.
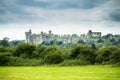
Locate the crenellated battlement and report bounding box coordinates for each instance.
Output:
[25,29,101,44]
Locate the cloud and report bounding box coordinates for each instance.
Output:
[0,0,29,23]
[0,0,120,40]
[17,0,106,9]
[0,0,119,27]
[0,0,108,24]
[108,10,120,22]
[100,0,120,22]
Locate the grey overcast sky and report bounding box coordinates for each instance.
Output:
[0,0,120,40]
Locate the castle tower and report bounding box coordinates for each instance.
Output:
[87,30,93,38]
[25,29,32,43]
[49,30,52,34]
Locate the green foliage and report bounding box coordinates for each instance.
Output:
[0,46,15,53]
[0,37,9,47]
[44,53,63,64]
[40,46,59,58]
[57,41,63,45]
[41,41,50,45]
[31,50,39,58]
[36,45,46,54]
[102,34,113,39]
[91,43,96,50]
[97,39,104,43]
[96,46,120,65]
[77,40,85,44]
[7,57,43,66]
[0,52,11,66]
[0,46,7,52]
[9,40,25,46]
[70,46,82,58]
[40,46,63,64]
[70,46,96,64]
[13,44,36,58]
[5,47,16,53]
[61,49,71,59]
[0,43,120,66]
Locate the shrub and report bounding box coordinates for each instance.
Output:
[0,52,12,66]
[13,44,36,58]
[70,46,96,64]
[0,46,6,52]
[70,46,82,58]
[61,49,71,59]
[96,46,120,65]
[7,57,43,66]
[40,46,59,59]
[44,53,63,64]
[36,45,46,54]
[31,50,39,58]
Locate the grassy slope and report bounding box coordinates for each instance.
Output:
[0,66,120,80]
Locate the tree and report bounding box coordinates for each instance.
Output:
[38,46,63,64]
[9,40,25,46]
[40,46,60,59]
[97,39,103,43]
[70,46,96,63]
[102,34,113,39]
[70,46,82,58]
[44,53,63,64]
[50,40,54,45]
[36,45,46,54]
[57,41,63,45]
[96,46,120,64]
[78,40,85,44]
[0,52,11,66]
[13,44,36,58]
[91,43,96,50]
[0,46,6,52]
[0,37,9,47]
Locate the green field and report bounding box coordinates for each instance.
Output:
[0,66,120,80]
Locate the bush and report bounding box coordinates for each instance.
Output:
[13,44,36,58]
[7,57,43,66]
[61,49,71,59]
[0,46,7,52]
[40,46,59,59]
[44,53,63,64]
[36,45,46,56]
[96,46,120,65]
[31,50,39,58]
[0,52,12,66]
[70,46,96,64]
[70,46,82,58]
[0,44,119,66]
[36,45,46,52]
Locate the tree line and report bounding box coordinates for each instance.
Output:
[0,43,120,66]
[1,33,120,48]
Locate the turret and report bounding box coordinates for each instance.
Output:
[41,31,43,35]
[49,30,52,34]
[29,29,32,34]
[25,29,32,43]
[88,30,92,34]
[87,30,93,38]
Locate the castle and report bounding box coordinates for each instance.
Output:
[25,30,101,44]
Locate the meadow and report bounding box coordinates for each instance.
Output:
[0,66,120,80]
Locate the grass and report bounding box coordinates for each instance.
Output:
[0,66,120,80]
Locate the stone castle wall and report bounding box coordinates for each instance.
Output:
[25,29,101,44]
